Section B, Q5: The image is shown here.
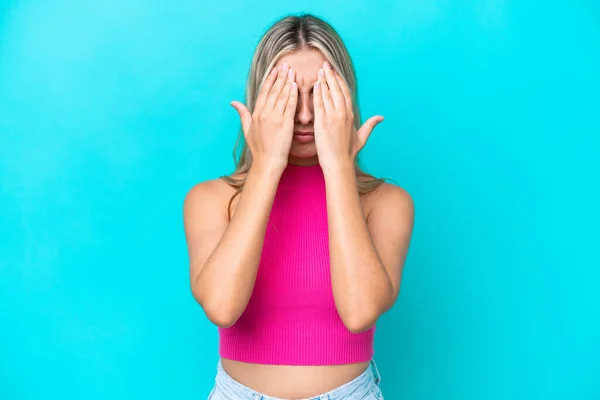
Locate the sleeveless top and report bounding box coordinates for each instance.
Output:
[218,163,375,365]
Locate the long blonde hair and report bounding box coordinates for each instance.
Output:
[221,13,385,218]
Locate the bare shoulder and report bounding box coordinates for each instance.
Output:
[183,175,241,223]
[362,181,415,221]
[184,178,229,209]
[182,176,243,294]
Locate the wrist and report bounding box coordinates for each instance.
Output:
[319,156,355,174]
[250,158,287,178]
[321,158,360,195]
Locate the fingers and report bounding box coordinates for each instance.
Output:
[230,101,252,134]
[266,63,290,110]
[322,61,345,108]
[357,115,384,145]
[255,66,278,112]
[313,81,325,121]
[284,81,298,117]
[334,72,353,112]
[317,68,334,114]
[275,68,295,114]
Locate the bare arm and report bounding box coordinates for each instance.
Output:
[184,163,283,327]
[183,62,298,327]
[313,60,415,332]
[324,166,415,332]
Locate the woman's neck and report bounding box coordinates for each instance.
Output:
[287,155,319,167]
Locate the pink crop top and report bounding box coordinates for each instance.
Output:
[218,163,375,365]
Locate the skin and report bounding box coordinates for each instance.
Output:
[183,48,415,398]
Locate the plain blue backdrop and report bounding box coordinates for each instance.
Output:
[1,0,599,399]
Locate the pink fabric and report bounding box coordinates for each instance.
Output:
[219,163,375,365]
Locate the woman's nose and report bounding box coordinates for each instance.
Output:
[295,95,313,125]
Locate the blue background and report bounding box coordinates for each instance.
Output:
[1,0,599,399]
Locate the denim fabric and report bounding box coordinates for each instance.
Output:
[207,359,383,400]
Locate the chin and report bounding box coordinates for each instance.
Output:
[289,143,317,160]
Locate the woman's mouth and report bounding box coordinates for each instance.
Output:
[293,131,314,143]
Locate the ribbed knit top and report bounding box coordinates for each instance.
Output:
[218,163,375,365]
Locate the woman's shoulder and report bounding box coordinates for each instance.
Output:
[361,180,414,219]
[185,177,231,199]
[372,180,411,198]
[183,173,244,216]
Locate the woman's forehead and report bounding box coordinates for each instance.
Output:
[277,49,325,76]
[276,49,325,90]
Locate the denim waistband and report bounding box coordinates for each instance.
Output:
[213,359,381,400]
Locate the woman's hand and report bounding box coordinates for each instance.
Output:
[231,63,298,171]
[313,61,383,169]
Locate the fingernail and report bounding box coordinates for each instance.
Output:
[315,81,320,90]
[271,67,277,75]
[282,63,289,70]
[319,69,324,77]
[288,69,294,78]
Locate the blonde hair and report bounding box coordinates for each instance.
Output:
[221,13,385,218]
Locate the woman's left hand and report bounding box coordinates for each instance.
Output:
[313,60,384,169]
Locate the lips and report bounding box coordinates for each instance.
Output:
[293,131,315,143]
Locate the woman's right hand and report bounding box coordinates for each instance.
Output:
[231,63,297,170]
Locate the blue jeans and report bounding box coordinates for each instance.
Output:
[207,359,384,399]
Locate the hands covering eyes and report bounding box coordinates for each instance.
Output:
[230,60,383,171]
[313,61,384,169]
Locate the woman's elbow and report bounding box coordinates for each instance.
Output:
[201,300,241,328]
[343,315,377,333]
[205,308,238,328]
[341,295,395,333]
[340,308,380,333]
[191,286,240,328]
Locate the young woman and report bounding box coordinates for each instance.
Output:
[184,13,415,400]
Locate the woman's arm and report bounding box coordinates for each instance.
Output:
[184,64,297,328]
[183,162,283,328]
[324,165,415,333]
[312,60,415,333]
